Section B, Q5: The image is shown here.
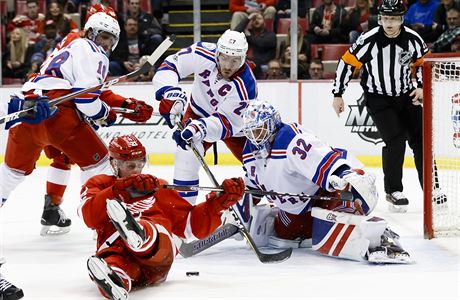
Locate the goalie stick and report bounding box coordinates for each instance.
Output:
[0,35,176,125]
[163,184,353,202]
[175,123,292,263]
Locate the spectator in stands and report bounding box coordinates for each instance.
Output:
[109,17,151,75]
[8,0,45,44]
[433,0,460,34]
[235,11,277,79]
[433,7,460,52]
[118,0,163,53]
[346,0,372,43]
[137,55,156,81]
[275,0,308,32]
[404,0,440,42]
[308,0,348,44]
[45,0,78,37]
[279,22,310,64]
[280,46,310,79]
[265,59,287,79]
[2,27,35,80]
[450,34,460,51]
[229,0,277,30]
[32,20,62,66]
[308,58,324,79]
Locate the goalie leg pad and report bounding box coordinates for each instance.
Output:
[248,204,277,247]
[311,207,387,261]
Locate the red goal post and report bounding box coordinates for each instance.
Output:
[422,53,460,239]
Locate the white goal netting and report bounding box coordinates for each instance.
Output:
[427,59,460,237]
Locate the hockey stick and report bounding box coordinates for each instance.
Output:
[175,123,292,263]
[178,223,239,258]
[163,184,353,202]
[0,35,176,125]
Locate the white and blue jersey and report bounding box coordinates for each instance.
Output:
[152,42,258,142]
[242,122,353,215]
[22,38,109,120]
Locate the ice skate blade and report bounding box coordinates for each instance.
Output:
[40,225,71,236]
[87,257,128,300]
[387,203,408,213]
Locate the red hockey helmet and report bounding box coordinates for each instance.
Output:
[109,134,146,161]
[85,3,117,22]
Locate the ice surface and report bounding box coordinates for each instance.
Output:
[1,166,459,300]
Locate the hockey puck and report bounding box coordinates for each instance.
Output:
[186,271,199,277]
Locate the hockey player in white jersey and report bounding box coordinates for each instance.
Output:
[0,12,120,222]
[240,100,411,264]
[152,29,257,204]
[0,96,54,300]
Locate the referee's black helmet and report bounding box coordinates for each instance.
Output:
[379,0,406,16]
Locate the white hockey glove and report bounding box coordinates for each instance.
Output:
[173,119,207,150]
[329,168,378,215]
[159,87,187,128]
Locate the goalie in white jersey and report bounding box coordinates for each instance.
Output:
[152,30,257,204]
[239,100,411,264]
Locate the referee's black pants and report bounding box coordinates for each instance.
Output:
[365,92,423,194]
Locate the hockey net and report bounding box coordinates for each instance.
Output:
[423,53,460,239]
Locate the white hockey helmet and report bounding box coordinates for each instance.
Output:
[216,29,248,68]
[243,100,282,146]
[84,12,120,51]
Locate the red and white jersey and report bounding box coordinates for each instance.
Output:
[22,38,109,119]
[152,42,258,142]
[53,32,127,107]
[79,174,223,252]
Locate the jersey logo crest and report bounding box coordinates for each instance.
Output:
[398,51,412,66]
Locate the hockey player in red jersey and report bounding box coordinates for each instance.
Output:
[79,134,245,299]
[37,3,153,236]
[0,12,121,214]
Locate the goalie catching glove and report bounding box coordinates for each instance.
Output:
[159,87,187,128]
[328,167,378,215]
[121,98,153,123]
[172,119,207,150]
[113,174,161,203]
[206,177,245,214]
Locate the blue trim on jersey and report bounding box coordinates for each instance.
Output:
[272,123,296,151]
[312,149,348,189]
[32,74,55,82]
[195,42,216,62]
[179,191,199,197]
[155,86,173,101]
[232,64,257,100]
[90,104,108,120]
[173,179,199,185]
[85,40,98,53]
[211,113,233,140]
[270,155,287,160]
[243,156,256,164]
[190,96,210,117]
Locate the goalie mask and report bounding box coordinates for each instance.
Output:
[243,100,282,157]
[216,30,248,79]
[85,12,120,51]
[109,134,147,177]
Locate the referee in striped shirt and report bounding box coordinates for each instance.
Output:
[331,0,428,211]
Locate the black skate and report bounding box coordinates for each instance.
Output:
[87,256,128,300]
[106,199,146,250]
[0,275,24,300]
[40,195,71,236]
[386,192,409,213]
[367,228,411,264]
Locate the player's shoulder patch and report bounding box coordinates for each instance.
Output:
[272,123,295,150]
